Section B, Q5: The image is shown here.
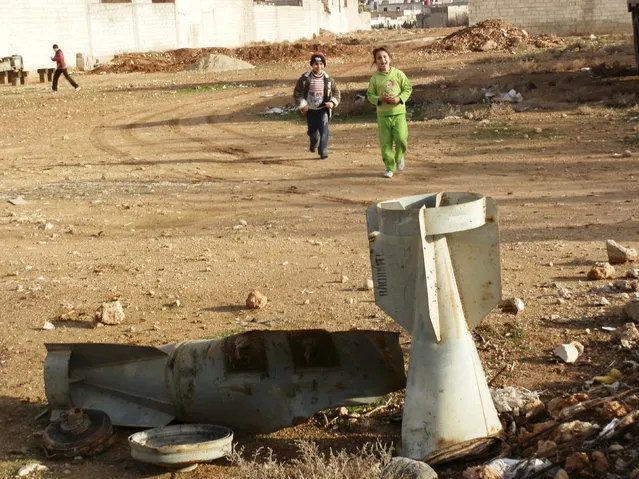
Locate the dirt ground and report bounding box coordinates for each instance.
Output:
[1,22,639,478]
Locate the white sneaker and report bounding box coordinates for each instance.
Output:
[383,170,394,178]
[398,157,405,170]
[75,86,81,92]
[51,90,57,95]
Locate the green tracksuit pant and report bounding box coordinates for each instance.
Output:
[377,113,408,172]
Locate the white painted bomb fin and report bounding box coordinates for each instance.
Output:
[366,192,502,464]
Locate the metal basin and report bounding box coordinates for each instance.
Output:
[128,424,233,472]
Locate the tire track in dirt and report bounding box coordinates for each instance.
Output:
[89,104,186,161]
[89,89,254,162]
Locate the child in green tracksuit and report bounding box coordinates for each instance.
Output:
[366,46,412,178]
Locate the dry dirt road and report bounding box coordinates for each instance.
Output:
[1,26,639,478]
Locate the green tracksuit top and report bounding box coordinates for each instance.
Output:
[366,67,412,117]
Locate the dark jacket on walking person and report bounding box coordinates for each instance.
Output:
[293,52,340,160]
[51,44,80,93]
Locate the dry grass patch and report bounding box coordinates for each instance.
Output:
[228,439,394,479]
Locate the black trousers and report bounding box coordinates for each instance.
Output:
[52,68,79,91]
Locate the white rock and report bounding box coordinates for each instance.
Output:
[363,279,374,290]
[570,340,585,355]
[17,464,49,477]
[42,321,55,330]
[553,343,580,363]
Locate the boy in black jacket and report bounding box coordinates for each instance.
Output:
[293,53,340,160]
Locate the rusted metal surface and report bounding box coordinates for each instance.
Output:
[128,424,233,472]
[41,408,115,458]
[45,329,406,433]
[424,435,500,465]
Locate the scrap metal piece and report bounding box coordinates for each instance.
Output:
[366,192,502,464]
[44,329,405,433]
[42,408,115,458]
[129,424,233,472]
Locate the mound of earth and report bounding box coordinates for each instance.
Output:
[426,19,565,53]
[186,53,255,72]
[91,32,374,74]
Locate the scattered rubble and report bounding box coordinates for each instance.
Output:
[425,19,565,54]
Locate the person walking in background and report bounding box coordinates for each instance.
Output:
[50,44,80,94]
[293,52,340,160]
[366,46,412,178]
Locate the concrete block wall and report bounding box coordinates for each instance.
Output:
[0,0,367,75]
[468,0,631,35]
[1,0,89,70]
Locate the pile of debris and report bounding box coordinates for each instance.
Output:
[426,19,564,54]
[91,40,368,74]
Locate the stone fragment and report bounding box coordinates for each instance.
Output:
[587,262,615,280]
[627,268,639,279]
[491,386,542,416]
[612,322,639,347]
[500,297,524,314]
[591,296,610,306]
[624,298,639,322]
[536,439,557,458]
[17,464,49,477]
[551,420,598,443]
[479,40,498,51]
[557,286,572,299]
[363,279,374,290]
[601,401,628,419]
[553,343,580,363]
[554,469,569,479]
[606,239,637,264]
[381,457,438,479]
[95,300,125,325]
[547,393,589,420]
[246,290,267,309]
[564,452,590,472]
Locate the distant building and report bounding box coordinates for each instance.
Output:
[367,0,457,12]
[367,0,467,28]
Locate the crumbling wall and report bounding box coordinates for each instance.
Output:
[468,0,631,35]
